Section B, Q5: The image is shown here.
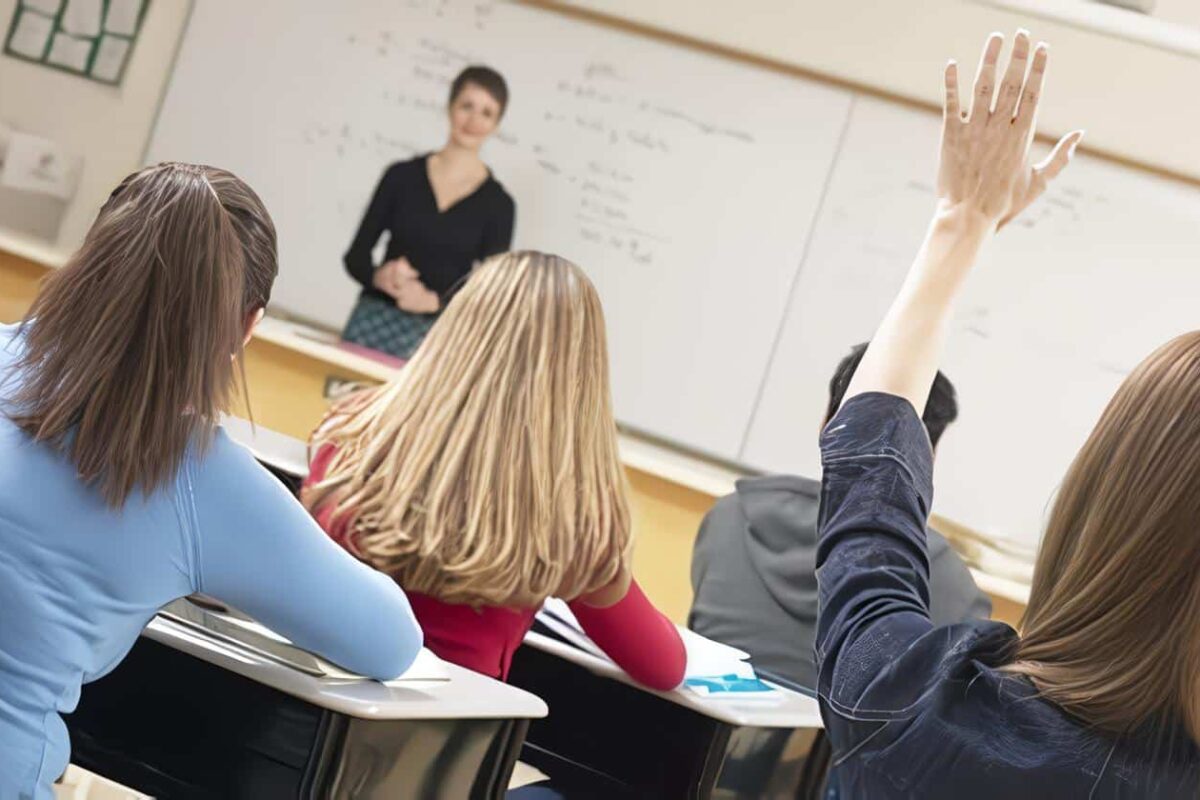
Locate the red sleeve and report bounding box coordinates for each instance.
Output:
[568,580,687,691]
[302,444,354,551]
[305,443,336,486]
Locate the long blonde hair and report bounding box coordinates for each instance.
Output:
[1009,331,1200,740]
[303,251,632,607]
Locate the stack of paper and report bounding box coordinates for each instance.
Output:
[536,599,778,699]
[317,647,451,685]
[172,599,451,684]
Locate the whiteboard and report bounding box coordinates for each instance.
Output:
[743,96,1200,552]
[145,0,852,460]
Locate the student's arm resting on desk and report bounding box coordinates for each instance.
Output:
[343,163,403,290]
[569,580,687,691]
[190,430,423,680]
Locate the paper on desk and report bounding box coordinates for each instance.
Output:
[317,647,451,684]
[537,598,756,680]
[218,613,449,683]
[537,599,607,660]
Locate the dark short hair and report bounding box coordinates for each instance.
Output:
[449,65,509,118]
[825,343,958,449]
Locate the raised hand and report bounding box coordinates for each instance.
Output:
[841,31,1085,416]
[938,31,1083,229]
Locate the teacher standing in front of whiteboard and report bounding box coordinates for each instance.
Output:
[341,66,516,359]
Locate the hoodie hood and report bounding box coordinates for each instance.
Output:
[733,474,822,623]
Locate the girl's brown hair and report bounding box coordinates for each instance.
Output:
[1009,331,1200,739]
[303,251,632,607]
[8,162,277,507]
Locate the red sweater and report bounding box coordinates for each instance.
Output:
[304,444,686,690]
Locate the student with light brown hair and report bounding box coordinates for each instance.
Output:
[815,31,1197,797]
[0,163,421,799]
[304,251,686,690]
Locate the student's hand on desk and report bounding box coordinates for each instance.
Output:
[395,278,440,314]
[937,31,1083,230]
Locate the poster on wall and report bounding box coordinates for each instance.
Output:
[2,0,149,86]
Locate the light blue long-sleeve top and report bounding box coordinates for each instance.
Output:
[0,322,423,799]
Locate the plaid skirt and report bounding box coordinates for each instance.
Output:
[341,294,437,359]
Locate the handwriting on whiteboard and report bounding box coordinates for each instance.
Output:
[298,0,769,263]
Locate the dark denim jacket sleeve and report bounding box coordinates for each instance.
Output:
[815,392,940,723]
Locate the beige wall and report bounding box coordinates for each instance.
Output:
[546,0,1200,182]
[0,0,191,250]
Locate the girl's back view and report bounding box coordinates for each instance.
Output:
[0,164,421,798]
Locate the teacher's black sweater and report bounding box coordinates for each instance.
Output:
[344,154,515,305]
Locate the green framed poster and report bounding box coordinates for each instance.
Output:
[3,0,150,86]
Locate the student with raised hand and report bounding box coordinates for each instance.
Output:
[303,251,687,692]
[689,343,989,691]
[0,163,422,799]
[816,30,1200,797]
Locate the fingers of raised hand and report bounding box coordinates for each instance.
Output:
[994,30,1031,120]
[1035,129,1084,182]
[1014,43,1049,132]
[969,33,1004,127]
[944,60,962,123]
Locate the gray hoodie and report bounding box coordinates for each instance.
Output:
[689,474,991,688]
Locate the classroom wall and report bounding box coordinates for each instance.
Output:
[545,0,1200,183]
[0,0,190,251]
[1156,0,1200,27]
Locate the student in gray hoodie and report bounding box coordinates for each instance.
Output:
[689,343,990,689]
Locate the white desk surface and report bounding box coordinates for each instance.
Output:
[143,612,548,722]
[221,414,311,479]
[523,631,823,730]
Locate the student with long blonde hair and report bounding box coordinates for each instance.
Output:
[0,164,421,799]
[815,32,1197,796]
[304,251,686,690]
